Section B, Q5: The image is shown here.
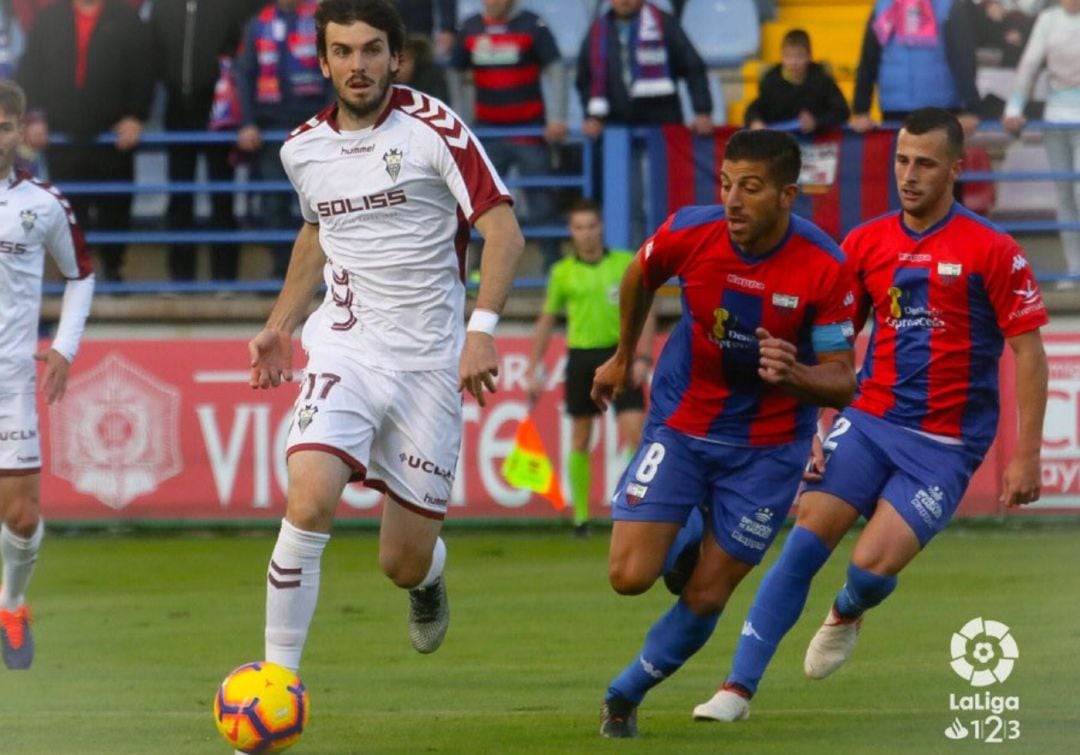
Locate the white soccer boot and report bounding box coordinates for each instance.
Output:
[692,688,750,722]
[804,606,862,679]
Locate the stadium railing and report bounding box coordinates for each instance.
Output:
[43,126,593,296]
[600,122,1080,286]
[41,122,1080,296]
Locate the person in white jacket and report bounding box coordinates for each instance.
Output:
[0,79,94,670]
[1003,0,1080,287]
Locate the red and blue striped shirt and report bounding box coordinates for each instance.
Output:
[845,204,1048,453]
[642,206,855,446]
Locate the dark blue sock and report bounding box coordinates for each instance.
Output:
[727,526,833,696]
[662,505,704,574]
[607,599,720,705]
[834,563,897,619]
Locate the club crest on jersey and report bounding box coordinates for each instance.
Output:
[19,209,36,231]
[383,148,403,182]
[625,482,648,505]
[771,292,799,311]
[297,404,318,433]
[937,262,962,284]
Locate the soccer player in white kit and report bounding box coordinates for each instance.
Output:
[0,80,94,669]
[248,0,524,671]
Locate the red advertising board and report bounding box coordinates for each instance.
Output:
[38,338,631,521]
[34,335,1075,521]
[1031,333,1080,510]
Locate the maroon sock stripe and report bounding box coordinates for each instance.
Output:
[268,560,302,589]
[270,560,301,576]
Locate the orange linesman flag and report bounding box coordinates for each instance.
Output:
[501,415,565,510]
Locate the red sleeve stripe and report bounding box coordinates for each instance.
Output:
[395,87,511,221]
[32,178,93,279]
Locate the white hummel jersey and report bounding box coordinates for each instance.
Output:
[0,170,93,393]
[281,86,512,370]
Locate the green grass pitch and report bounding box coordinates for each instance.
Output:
[0,522,1076,754]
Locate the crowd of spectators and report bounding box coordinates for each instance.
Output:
[1,0,1077,284]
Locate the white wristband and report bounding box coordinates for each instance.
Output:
[467,308,499,335]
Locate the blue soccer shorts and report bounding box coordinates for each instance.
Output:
[610,422,810,565]
[804,408,984,546]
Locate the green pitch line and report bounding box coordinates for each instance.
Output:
[0,528,1075,754]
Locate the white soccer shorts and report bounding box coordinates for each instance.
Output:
[0,392,41,474]
[285,352,461,520]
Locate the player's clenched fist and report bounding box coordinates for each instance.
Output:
[756,327,798,384]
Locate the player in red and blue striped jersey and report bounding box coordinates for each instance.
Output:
[590,129,857,738]
[694,108,1049,723]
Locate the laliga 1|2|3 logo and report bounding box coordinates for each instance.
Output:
[942,617,1021,743]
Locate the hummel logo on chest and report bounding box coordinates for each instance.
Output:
[340,144,374,156]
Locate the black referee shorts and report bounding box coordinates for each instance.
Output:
[565,346,646,418]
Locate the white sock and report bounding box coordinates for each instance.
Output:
[0,519,44,610]
[416,537,446,589]
[265,519,329,672]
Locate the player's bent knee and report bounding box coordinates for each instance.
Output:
[608,561,657,595]
[681,582,729,615]
[2,491,40,534]
[379,547,428,589]
[284,507,332,534]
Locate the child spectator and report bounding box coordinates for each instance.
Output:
[745,28,850,133]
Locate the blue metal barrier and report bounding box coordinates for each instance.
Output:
[39,123,1080,295]
[43,126,592,295]
[601,122,1080,281]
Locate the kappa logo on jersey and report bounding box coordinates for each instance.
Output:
[383,148,403,181]
[19,209,36,231]
[726,273,765,291]
[1011,254,1029,273]
[400,90,471,150]
[899,252,931,263]
[1013,283,1040,306]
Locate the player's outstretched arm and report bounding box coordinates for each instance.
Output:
[592,256,655,411]
[249,222,325,389]
[461,203,525,407]
[756,328,856,409]
[1001,329,1048,507]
